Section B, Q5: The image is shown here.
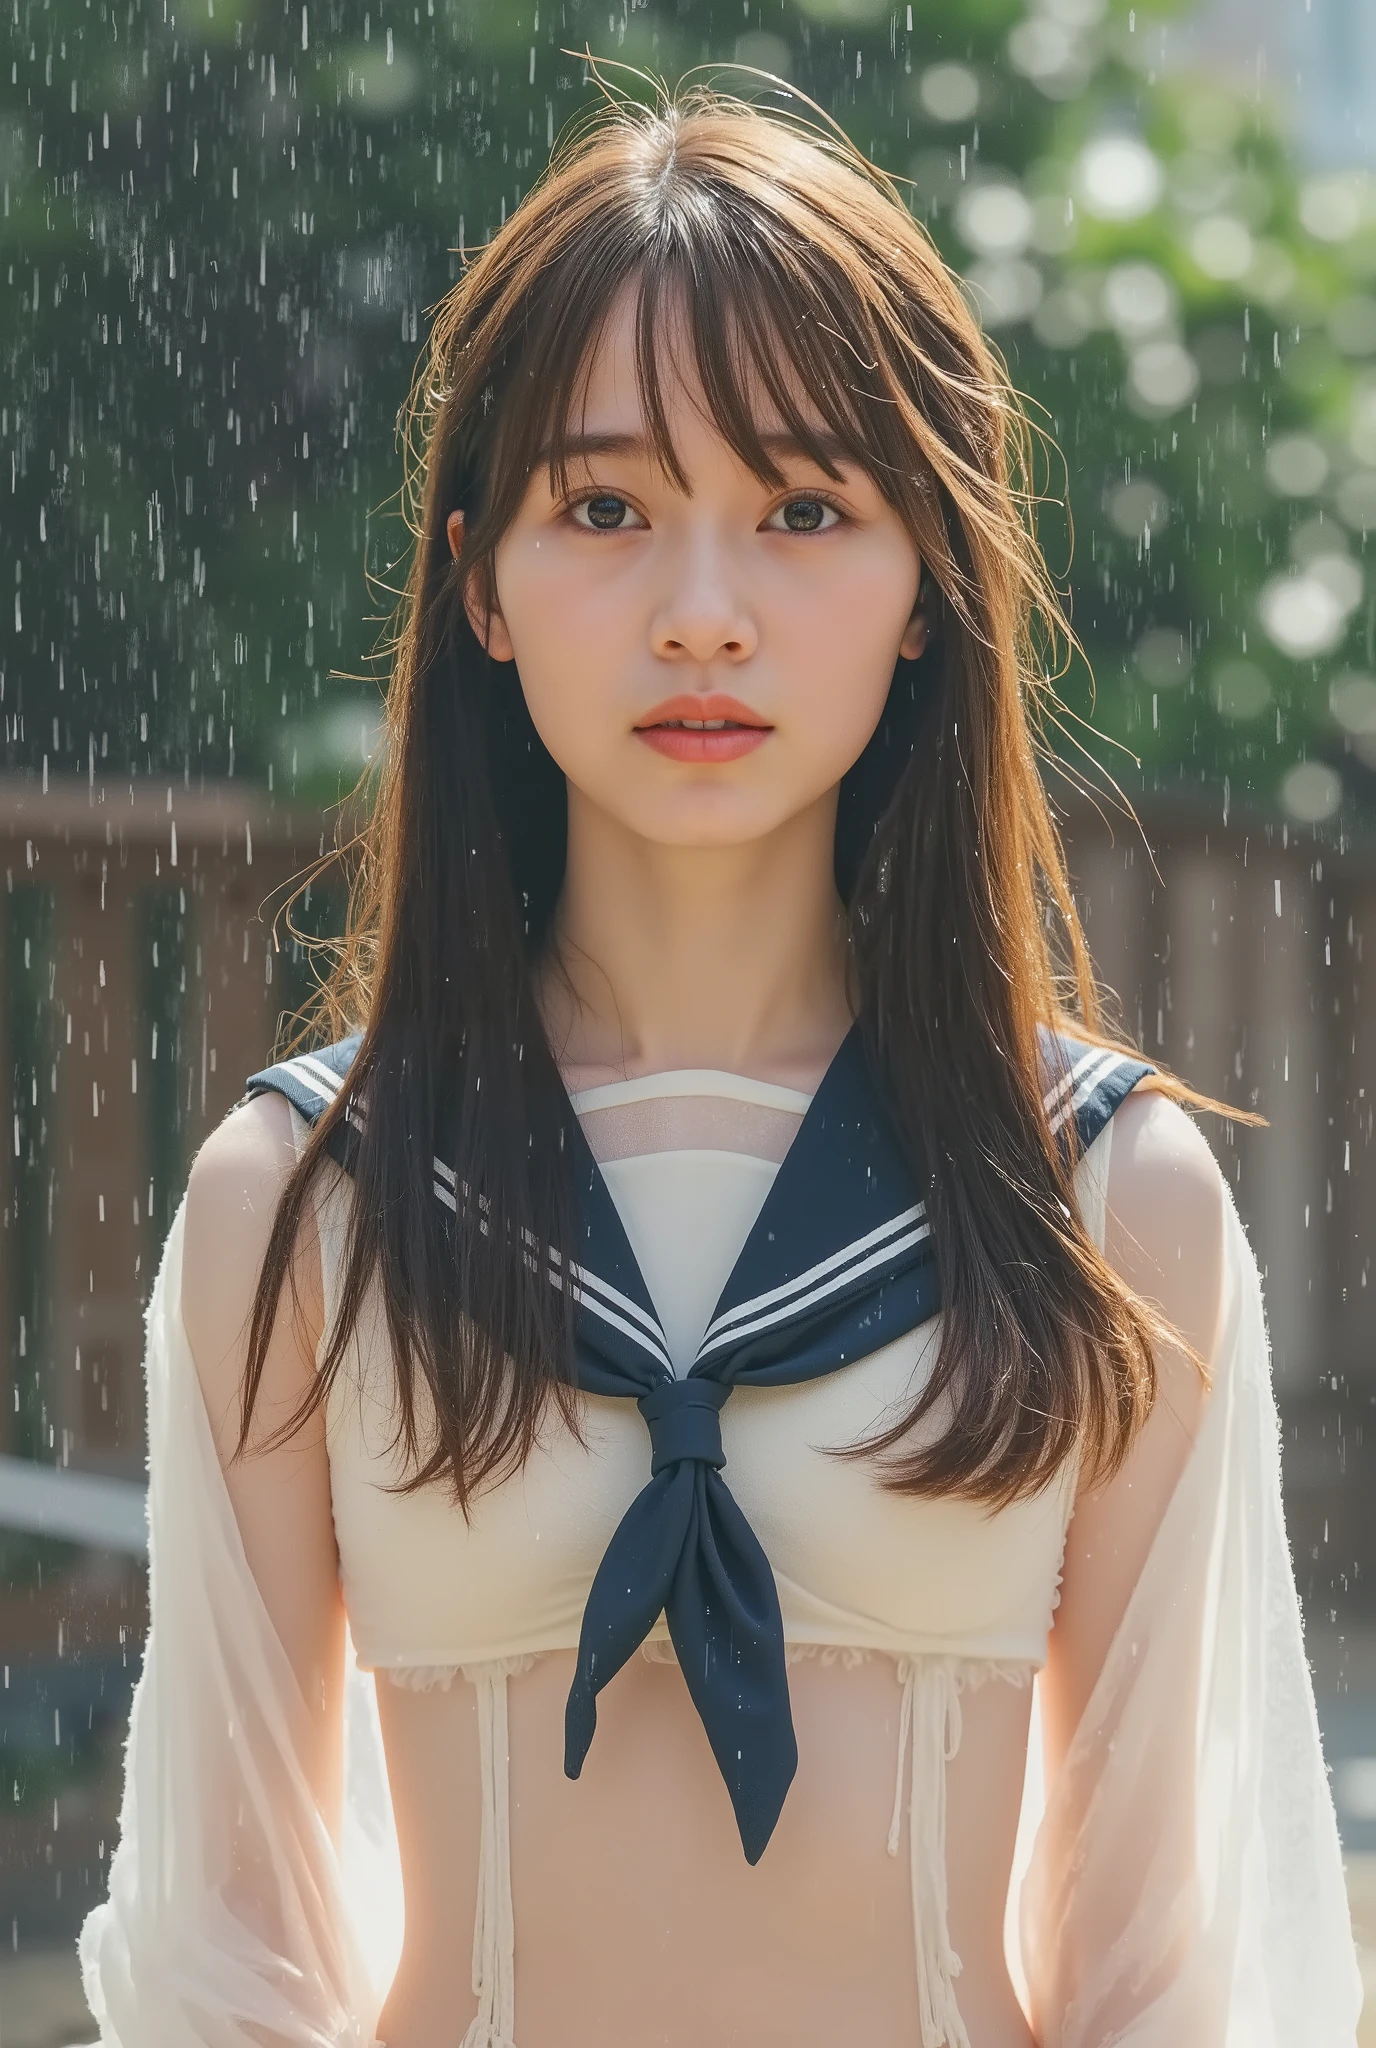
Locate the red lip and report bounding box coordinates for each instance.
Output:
[633,693,772,731]
[632,692,774,764]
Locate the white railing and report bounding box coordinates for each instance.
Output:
[0,1453,148,1556]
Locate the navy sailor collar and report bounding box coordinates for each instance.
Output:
[245,1022,1153,1863]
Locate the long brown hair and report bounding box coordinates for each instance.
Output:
[238,80,1239,1513]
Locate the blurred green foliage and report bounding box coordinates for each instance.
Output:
[3,0,1376,827]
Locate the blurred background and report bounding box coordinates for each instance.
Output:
[1,0,1374,2037]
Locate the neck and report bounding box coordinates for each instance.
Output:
[537,786,855,1094]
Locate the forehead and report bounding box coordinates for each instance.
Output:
[560,274,844,468]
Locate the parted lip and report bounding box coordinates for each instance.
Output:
[632,692,773,729]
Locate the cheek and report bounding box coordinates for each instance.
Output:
[493,545,631,769]
[776,549,918,763]
[788,667,895,793]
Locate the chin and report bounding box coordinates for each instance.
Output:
[621,801,795,849]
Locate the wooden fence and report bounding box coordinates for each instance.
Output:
[0,774,338,1484]
[0,772,1369,1600]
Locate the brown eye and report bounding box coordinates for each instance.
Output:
[577,494,631,530]
[773,496,839,533]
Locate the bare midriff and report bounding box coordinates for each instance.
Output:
[373,1647,1038,2048]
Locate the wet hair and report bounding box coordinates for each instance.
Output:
[238,82,1229,1512]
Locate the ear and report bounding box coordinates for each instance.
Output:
[898,558,936,662]
[899,604,930,664]
[445,509,516,663]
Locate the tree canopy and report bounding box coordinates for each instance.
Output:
[5,0,1375,834]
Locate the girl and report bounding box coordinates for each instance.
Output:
[78,83,1359,2048]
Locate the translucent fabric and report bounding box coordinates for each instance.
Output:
[570,1066,810,1167]
[1012,1160,1363,2046]
[74,1138,1362,2045]
[75,1190,404,2048]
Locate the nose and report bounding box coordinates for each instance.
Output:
[649,529,758,666]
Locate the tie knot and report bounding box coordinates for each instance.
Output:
[638,1378,729,1477]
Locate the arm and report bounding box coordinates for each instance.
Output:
[1028,1090,1228,2045]
[181,1090,347,1844]
[1023,1089,1360,2044]
[77,1095,380,2045]
[1041,1086,1221,1767]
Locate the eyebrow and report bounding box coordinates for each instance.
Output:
[532,429,857,473]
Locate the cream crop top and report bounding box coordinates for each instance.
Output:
[314,1069,1108,1676]
[295,1070,1113,2048]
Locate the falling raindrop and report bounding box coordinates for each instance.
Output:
[1,0,1373,1991]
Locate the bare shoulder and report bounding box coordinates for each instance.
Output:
[1102,1084,1227,1370]
[182,1090,324,1457]
[183,1089,311,1313]
[186,1086,298,1216]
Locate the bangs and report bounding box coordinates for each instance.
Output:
[437,94,1033,664]
[484,197,928,528]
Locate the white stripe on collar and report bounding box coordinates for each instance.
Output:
[432,1169,672,1368]
[548,1259,675,1374]
[1047,1047,1125,1135]
[1042,1042,1107,1119]
[698,1201,928,1353]
[276,1051,346,1104]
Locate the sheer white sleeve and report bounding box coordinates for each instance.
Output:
[1012,1098,1363,2046]
[74,1188,405,2047]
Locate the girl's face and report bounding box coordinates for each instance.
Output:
[451,284,928,856]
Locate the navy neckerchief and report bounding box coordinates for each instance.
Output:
[246,1024,1153,1863]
